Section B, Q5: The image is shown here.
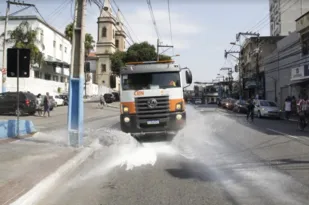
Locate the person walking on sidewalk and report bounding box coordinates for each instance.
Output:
[247,99,255,121]
[43,92,51,117]
[297,95,309,130]
[284,96,292,120]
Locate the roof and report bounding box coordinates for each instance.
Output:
[120,62,181,74]
[296,11,309,21]
[0,15,70,42]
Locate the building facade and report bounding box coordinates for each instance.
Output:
[264,11,309,107]
[0,15,71,95]
[95,0,125,89]
[240,36,285,99]
[269,0,309,36]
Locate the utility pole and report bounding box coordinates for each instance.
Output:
[68,0,86,147]
[255,34,261,98]
[157,39,173,61]
[1,0,35,93]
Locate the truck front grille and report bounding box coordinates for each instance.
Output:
[135,96,169,122]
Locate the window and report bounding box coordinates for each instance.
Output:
[65,47,67,53]
[60,44,62,50]
[40,32,44,42]
[122,72,181,90]
[44,74,51,80]
[102,80,105,84]
[101,64,106,72]
[113,29,115,38]
[53,75,59,81]
[102,27,107,37]
[115,39,119,48]
[61,76,64,82]
[53,41,56,47]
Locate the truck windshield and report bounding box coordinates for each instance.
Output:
[122,72,181,90]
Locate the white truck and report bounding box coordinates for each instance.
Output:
[110,60,193,140]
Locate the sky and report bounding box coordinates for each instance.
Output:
[0,0,271,84]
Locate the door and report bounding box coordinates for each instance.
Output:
[0,93,8,113]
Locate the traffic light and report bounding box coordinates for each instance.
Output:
[84,61,90,73]
[7,48,30,78]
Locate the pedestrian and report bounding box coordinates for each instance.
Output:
[284,96,291,120]
[246,99,255,121]
[43,92,51,117]
[99,94,106,109]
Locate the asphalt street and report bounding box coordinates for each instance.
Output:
[35,104,309,205]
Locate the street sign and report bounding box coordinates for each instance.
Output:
[7,48,30,78]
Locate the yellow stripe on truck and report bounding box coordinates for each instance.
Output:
[169,98,185,112]
[120,102,136,114]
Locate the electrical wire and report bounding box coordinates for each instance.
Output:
[46,0,71,22]
[246,0,292,33]
[108,3,135,44]
[110,0,140,43]
[167,0,174,55]
[254,0,299,33]
[145,0,160,39]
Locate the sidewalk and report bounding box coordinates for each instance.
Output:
[0,133,84,205]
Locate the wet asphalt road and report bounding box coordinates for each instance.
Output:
[38,105,309,205]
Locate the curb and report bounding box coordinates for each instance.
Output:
[0,120,37,139]
[10,140,98,205]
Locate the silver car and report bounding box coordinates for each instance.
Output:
[254,100,281,119]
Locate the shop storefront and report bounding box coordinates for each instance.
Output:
[290,65,309,98]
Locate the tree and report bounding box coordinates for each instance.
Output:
[109,41,172,75]
[125,41,157,62]
[1,21,45,68]
[110,50,126,75]
[64,22,95,57]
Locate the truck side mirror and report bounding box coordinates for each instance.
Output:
[186,70,192,84]
[110,75,116,89]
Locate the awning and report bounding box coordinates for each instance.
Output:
[289,78,309,85]
[45,60,70,68]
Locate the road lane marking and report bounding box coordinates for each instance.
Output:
[266,128,298,139]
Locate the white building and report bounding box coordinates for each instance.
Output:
[269,0,309,36]
[0,15,72,95]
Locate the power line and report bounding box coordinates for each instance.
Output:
[167,0,174,55]
[146,0,160,39]
[46,0,71,22]
[108,4,135,44]
[247,0,292,33]
[254,0,299,33]
[110,0,140,43]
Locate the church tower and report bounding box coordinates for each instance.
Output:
[115,9,126,51]
[96,0,117,87]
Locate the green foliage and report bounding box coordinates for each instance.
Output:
[125,41,157,62]
[110,50,126,75]
[1,21,45,67]
[64,22,95,57]
[109,41,172,75]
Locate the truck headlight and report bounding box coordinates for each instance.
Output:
[123,106,129,113]
[176,103,182,110]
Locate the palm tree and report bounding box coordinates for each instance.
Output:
[64,22,95,57]
[1,21,45,68]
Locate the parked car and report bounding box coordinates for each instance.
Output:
[233,100,248,113]
[104,93,115,103]
[112,92,120,101]
[59,94,68,105]
[0,91,37,115]
[54,95,65,106]
[254,100,281,119]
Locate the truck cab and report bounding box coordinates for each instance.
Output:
[110,60,192,139]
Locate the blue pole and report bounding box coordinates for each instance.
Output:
[68,0,86,147]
